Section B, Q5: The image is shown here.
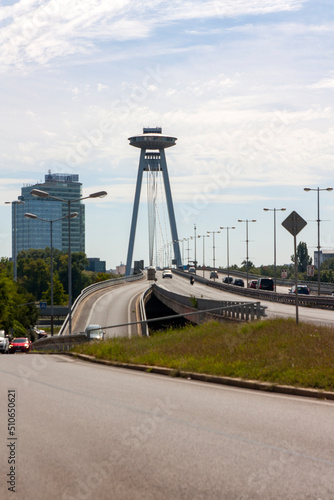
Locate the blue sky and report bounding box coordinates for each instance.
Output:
[0,0,334,270]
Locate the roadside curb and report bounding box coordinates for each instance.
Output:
[63,352,334,401]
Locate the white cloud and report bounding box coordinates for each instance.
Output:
[0,0,307,71]
[311,72,334,89]
[0,0,333,268]
[97,83,109,92]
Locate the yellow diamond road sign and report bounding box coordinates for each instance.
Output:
[282,211,307,236]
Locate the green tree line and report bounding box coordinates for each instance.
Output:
[231,241,334,283]
[0,250,118,338]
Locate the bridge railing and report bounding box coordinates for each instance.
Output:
[152,284,265,322]
[138,286,151,337]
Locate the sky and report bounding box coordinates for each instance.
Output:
[0,0,334,271]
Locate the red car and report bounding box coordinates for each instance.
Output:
[8,337,32,353]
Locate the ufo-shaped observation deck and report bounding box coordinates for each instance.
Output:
[128,132,177,150]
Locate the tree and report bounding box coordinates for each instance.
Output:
[291,241,312,273]
[41,275,68,306]
[94,272,112,282]
[241,260,254,270]
[18,258,50,299]
[321,257,334,271]
[0,267,38,335]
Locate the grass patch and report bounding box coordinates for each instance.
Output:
[71,318,334,391]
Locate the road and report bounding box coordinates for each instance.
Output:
[69,277,151,338]
[157,271,334,326]
[0,354,333,500]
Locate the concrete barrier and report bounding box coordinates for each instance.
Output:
[152,284,264,323]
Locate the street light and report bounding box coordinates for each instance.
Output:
[5,199,25,282]
[30,188,107,334]
[24,212,78,336]
[207,230,221,271]
[238,219,256,286]
[197,234,209,277]
[193,223,197,271]
[263,208,286,291]
[304,186,333,295]
[184,236,193,267]
[220,226,236,282]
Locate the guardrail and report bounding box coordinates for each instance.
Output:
[58,272,145,335]
[138,287,152,337]
[32,333,88,351]
[152,284,265,322]
[173,269,334,310]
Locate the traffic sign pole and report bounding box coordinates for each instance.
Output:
[293,231,299,324]
[282,211,307,325]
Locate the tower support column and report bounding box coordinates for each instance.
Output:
[125,128,182,276]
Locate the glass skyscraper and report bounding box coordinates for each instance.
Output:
[14,172,85,255]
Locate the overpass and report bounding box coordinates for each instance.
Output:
[33,268,334,351]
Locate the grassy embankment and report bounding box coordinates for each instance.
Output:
[71,318,334,391]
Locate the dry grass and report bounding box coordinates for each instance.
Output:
[72,318,334,391]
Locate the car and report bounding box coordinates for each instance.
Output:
[188,267,196,274]
[162,269,173,278]
[210,271,219,279]
[223,276,233,284]
[0,330,9,353]
[248,279,258,289]
[233,278,244,287]
[33,327,48,339]
[8,337,32,353]
[289,285,310,295]
[256,278,274,291]
[84,324,104,341]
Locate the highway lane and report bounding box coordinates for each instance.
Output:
[192,269,291,292]
[0,354,333,500]
[157,271,334,326]
[70,278,151,338]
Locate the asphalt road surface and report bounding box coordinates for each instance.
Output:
[158,271,334,326]
[1,354,333,499]
[70,278,151,338]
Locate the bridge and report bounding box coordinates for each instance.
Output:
[33,267,334,351]
[34,125,334,348]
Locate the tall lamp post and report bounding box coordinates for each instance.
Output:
[304,186,333,295]
[207,230,220,271]
[30,188,107,334]
[24,212,78,336]
[193,223,197,271]
[220,226,236,282]
[197,234,209,277]
[263,208,286,291]
[238,219,256,286]
[184,237,193,268]
[181,238,186,268]
[5,199,25,282]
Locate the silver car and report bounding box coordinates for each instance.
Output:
[0,331,9,353]
[85,324,104,341]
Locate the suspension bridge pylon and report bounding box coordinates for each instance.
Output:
[125,127,182,276]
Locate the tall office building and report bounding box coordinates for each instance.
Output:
[15,172,85,254]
